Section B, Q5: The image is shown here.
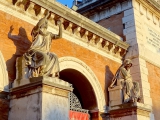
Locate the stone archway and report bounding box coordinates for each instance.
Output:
[0,51,9,92]
[59,57,105,112]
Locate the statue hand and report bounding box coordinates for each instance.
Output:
[57,18,63,25]
[9,25,14,33]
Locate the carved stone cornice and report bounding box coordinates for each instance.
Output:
[10,77,73,99]
[0,0,129,59]
[136,0,160,18]
[146,0,160,11]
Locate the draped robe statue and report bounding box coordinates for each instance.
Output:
[109,59,141,103]
[23,13,62,78]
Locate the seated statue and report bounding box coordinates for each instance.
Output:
[109,59,141,103]
[23,12,62,78]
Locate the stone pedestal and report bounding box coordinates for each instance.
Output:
[108,86,123,106]
[9,77,73,120]
[101,102,151,120]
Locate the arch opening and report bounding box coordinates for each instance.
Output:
[59,57,106,113]
[60,68,97,110]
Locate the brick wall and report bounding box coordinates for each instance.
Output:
[0,11,32,82]
[147,62,160,120]
[97,12,124,40]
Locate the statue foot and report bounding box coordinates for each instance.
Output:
[49,72,59,78]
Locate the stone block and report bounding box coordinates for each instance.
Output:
[108,86,123,106]
[131,57,146,67]
[140,73,148,82]
[124,9,134,17]
[140,66,148,75]
[126,38,137,46]
[130,64,148,75]
[143,96,152,106]
[125,44,139,58]
[126,32,137,40]
[122,14,134,23]
[141,81,150,90]
[125,20,135,28]
[142,88,151,97]
[136,32,143,42]
[122,1,130,11]
[123,26,136,35]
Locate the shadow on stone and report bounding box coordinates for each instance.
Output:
[6,26,31,82]
[104,65,114,108]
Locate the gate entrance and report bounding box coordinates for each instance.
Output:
[60,69,97,120]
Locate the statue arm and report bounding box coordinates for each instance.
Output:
[52,20,62,39]
[8,25,21,41]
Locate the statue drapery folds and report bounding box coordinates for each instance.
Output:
[109,59,141,103]
[24,11,62,78]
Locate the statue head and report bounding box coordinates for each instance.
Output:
[123,59,132,69]
[36,17,48,29]
[31,11,50,37]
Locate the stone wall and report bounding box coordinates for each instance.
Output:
[97,13,124,39]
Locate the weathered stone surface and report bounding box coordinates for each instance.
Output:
[9,77,72,120]
[42,93,69,120]
[108,86,123,106]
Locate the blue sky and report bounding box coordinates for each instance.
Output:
[57,0,74,8]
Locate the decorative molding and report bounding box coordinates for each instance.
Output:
[10,77,72,99]
[59,57,106,112]
[43,85,69,98]
[0,0,129,61]
[134,0,160,27]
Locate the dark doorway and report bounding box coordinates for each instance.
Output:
[60,68,97,110]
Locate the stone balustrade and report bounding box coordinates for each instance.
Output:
[3,0,129,59]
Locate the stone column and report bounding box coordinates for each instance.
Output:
[101,102,151,120]
[9,77,73,120]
